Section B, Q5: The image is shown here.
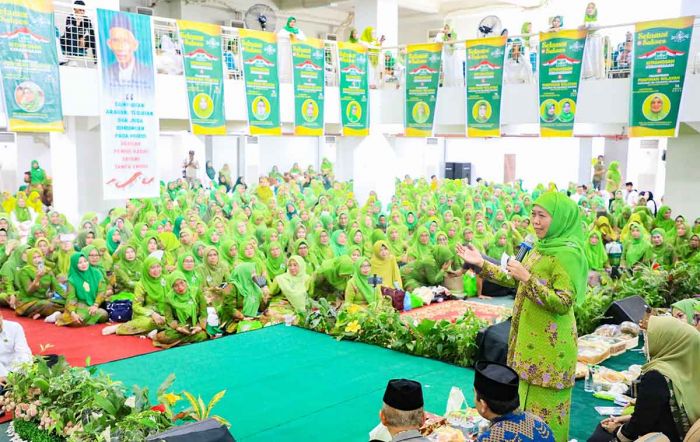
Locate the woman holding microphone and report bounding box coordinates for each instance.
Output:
[457,192,587,442]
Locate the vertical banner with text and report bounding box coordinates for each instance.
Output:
[405,43,442,137]
[178,20,226,135]
[0,0,63,132]
[465,36,506,137]
[338,42,369,136]
[292,38,325,136]
[240,29,281,135]
[629,17,694,137]
[97,9,159,199]
[538,29,587,137]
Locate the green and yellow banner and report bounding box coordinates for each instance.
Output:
[178,20,226,135]
[538,29,587,137]
[338,41,369,136]
[629,17,694,137]
[404,43,442,137]
[292,38,325,136]
[466,36,506,137]
[0,0,63,132]
[240,29,281,135]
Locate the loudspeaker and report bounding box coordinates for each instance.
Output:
[475,318,511,365]
[603,295,647,325]
[444,162,456,179]
[147,419,235,442]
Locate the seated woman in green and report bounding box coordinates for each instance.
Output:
[268,255,311,315]
[104,256,169,336]
[406,226,432,262]
[650,228,674,269]
[111,242,142,300]
[344,257,381,306]
[621,222,652,270]
[486,231,513,262]
[152,271,208,349]
[312,255,354,301]
[401,245,453,292]
[15,248,64,319]
[584,231,610,273]
[199,246,231,308]
[369,240,402,290]
[229,262,269,320]
[0,242,24,309]
[56,253,108,326]
[294,239,318,273]
[264,241,286,281]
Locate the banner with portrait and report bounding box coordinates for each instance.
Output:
[178,20,226,135]
[465,36,506,137]
[240,29,281,136]
[292,38,325,136]
[629,17,694,137]
[338,41,369,136]
[96,9,159,199]
[0,0,63,132]
[538,29,587,137]
[404,43,441,137]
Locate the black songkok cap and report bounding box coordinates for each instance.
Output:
[474,361,519,401]
[383,379,424,411]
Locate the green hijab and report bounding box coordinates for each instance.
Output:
[671,299,699,325]
[408,226,433,261]
[67,252,103,306]
[331,230,348,257]
[177,252,200,287]
[106,227,121,255]
[624,222,651,266]
[654,206,675,232]
[30,160,46,184]
[114,242,141,275]
[349,257,376,304]
[264,241,287,280]
[284,16,299,35]
[166,271,200,327]
[230,262,263,317]
[274,255,309,312]
[532,192,588,305]
[318,255,354,291]
[139,256,167,311]
[584,231,608,271]
[643,316,700,424]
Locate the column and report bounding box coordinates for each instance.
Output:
[578,138,593,185]
[664,131,700,221]
[603,138,629,183]
[49,117,80,224]
[354,0,398,47]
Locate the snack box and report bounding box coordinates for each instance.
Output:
[577,343,611,365]
[421,412,448,436]
[578,334,626,356]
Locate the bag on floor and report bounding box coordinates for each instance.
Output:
[106,300,133,322]
[381,287,405,311]
[463,272,478,297]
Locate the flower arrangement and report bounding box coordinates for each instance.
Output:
[300,299,486,367]
[2,356,229,441]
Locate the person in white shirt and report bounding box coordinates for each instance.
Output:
[0,313,32,382]
[570,185,585,204]
[624,182,638,207]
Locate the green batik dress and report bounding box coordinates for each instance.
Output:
[56,280,109,326]
[479,251,577,442]
[15,270,65,318]
[116,281,166,336]
[152,290,208,349]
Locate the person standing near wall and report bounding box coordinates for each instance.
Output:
[182,150,199,185]
[592,155,605,191]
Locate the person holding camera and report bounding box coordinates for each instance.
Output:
[345,257,381,306]
[15,248,64,320]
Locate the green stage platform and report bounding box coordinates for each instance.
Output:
[94,325,644,442]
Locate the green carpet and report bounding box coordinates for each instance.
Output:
[98,325,476,442]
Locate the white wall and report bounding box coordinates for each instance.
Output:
[257,136,319,174]
[664,133,700,220]
[15,134,52,189]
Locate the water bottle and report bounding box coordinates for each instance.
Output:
[403,292,412,312]
[584,365,594,393]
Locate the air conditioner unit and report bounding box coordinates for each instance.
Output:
[325,136,336,144]
[130,6,154,16]
[227,19,246,29]
[325,33,338,41]
[246,136,259,145]
[426,137,439,145]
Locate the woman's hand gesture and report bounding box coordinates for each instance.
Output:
[455,244,484,268]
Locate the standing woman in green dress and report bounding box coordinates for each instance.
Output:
[457,192,587,442]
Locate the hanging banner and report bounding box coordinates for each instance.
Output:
[465,36,506,137]
[292,38,325,136]
[240,29,280,136]
[629,17,694,137]
[97,9,159,199]
[338,41,369,136]
[538,29,587,137]
[0,0,63,132]
[178,20,226,135]
[404,43,442,137]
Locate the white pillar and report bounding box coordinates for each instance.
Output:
[354,0,398,47]
[664,132,700,221]
[578,138,593,185]
[241,136,261,185]
[603,138,629,183]
[49,117,80,224]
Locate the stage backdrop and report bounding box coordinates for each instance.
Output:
[0,0,63,132]
[96,9,159,199]
[538,29,587,137]
[178,20,226,135]
[338,42,369,136]
[404,43,442,137]
[465,36,506,138]
[629,17,694,137]
[292,38,325,136]
[240,28,281,136]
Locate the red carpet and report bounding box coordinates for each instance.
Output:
[0,308,159,367]
[401,300,511,325]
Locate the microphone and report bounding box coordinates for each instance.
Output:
[514,234,536,262]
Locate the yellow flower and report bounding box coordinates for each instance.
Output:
[345,320,361,334]
[162,393,182,406]
[346,304,362,315]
